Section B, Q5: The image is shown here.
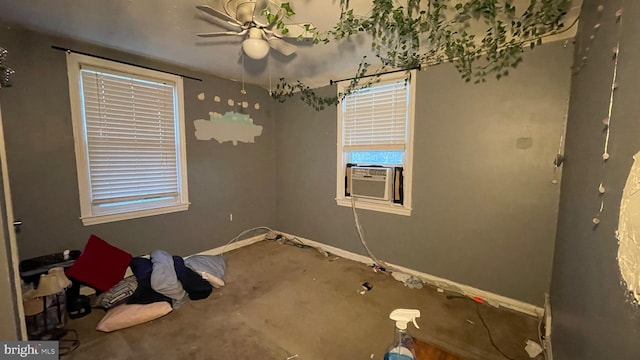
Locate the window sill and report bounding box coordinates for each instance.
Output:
[335,198,412,216]
[80,203,190,226]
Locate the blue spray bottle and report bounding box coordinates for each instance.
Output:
[383,309,421,360]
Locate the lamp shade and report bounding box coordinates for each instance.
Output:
[33,273,65,297]
[242,28,270,60]
[23,297,44,316]
[242,38,270,60]
[48,267,72,290]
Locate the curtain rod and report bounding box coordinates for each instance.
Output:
[51,46,202,82]
[329,64,421,85]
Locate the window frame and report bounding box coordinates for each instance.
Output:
[335,70,416,216]
[66,53,189,226]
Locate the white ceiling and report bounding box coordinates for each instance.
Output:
[0,0,582,89]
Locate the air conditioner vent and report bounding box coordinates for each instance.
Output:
[350,166,392,201]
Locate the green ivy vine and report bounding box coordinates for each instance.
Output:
[270,0,571,110]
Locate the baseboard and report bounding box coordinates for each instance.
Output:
[277,231,543,317]
[191,230,543,317]
[194,234,266,256]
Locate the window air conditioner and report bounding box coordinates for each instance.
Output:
[349,166,392,201]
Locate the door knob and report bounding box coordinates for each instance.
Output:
[13,220,22,233]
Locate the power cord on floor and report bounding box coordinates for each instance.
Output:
[350,196,389,268]
[446,295,517,360]
[220,226,275,255]
[273,234,312,249]
[59,329,80,357]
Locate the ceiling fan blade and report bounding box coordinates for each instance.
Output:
[253,0,270,17]
[196,5,242,26]
[197,29,248,38]
[268,38,297,57]
[252,0,272,27]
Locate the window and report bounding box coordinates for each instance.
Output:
[66,53,189,225]
[335,71,416,216]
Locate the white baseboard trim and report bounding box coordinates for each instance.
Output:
[194,234,266,256]
[191,230,543,317]
[278,231,543,317]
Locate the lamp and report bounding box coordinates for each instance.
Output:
[242,28,270,60]
[23,297,44,316]
[23,295,45,339]
[48,267,72,290]
[32,273,66,340]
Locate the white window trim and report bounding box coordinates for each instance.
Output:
[335,70,416,216]
[66,53,189,226]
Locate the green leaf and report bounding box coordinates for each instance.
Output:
[272,0,569,110]
[281,3,295,17]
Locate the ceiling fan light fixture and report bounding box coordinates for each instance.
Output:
[242,37,270,60]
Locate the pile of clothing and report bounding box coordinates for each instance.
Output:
[93,250,226,332]
[128,250,225,308]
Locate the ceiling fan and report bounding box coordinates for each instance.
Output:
[196,0,314,60]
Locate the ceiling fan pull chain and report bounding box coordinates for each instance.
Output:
[241,51,247,95]
[269,56,272,96]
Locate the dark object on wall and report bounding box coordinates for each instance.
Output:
[553,154,565,167]
[0,47,15,88]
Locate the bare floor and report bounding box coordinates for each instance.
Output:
[63,240,543,360]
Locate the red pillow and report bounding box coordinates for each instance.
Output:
[66,235,132,292]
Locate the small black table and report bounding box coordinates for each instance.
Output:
[19,250,81,286]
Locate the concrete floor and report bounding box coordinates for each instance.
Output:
[63,240,544,360]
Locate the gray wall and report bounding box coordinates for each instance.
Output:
[0,24,277,259]
[275,41,574,306]
[551,0,640,358]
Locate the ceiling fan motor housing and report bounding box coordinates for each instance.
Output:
[235,2,255,24]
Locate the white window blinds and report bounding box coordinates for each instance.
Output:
[342,80,408,151]
[80,69,179,206]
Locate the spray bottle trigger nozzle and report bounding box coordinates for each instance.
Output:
[412,317,419,329]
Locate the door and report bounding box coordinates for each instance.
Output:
[0,100,27,340]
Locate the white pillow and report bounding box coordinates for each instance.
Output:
[201,272,225,288]
[96,302,172,332]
